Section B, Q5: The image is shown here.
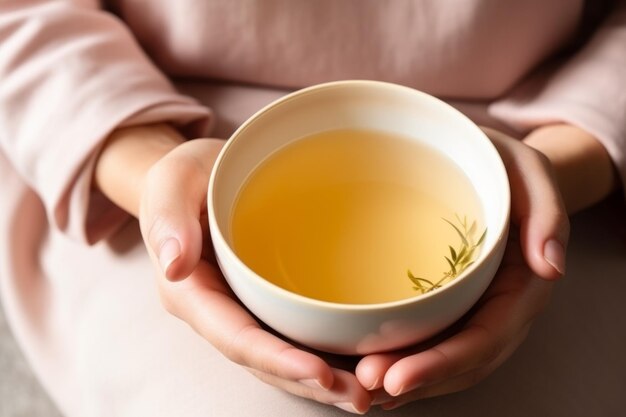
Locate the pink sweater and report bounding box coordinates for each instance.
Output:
[0,1,624,415]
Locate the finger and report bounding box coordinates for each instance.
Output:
[382,268,550,397]
[382,325,501,396]
[513,150,569,279]
[356,261,517,396]
[482,127,570,280]
[247,368,371,414]
[356,319,471,393]
[356,353,403,391]
[160,261,335,389]
[140,139,223,280]
[378,336,518,411]
[384,323,529,399]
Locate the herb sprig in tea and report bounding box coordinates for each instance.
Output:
[408,215,486,294]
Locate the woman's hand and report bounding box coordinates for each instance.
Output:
[355,128,570,410]
[94,125,371,414]
[359,230,554,410]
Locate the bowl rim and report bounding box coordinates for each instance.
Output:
[208,79,511,312]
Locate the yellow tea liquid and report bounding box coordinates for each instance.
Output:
[230,129,484,304]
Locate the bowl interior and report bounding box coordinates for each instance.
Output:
[210,81,510,302]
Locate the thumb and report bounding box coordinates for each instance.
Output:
[139,139,222,281]
[483,127,570,280]
[142,207,203,282]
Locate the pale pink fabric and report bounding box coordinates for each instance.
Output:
[491,1,626,190]
[0,1,625,416]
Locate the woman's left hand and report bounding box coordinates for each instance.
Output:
[355,128,570,410]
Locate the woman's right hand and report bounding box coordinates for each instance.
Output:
[95,125,371,414]
[156,255,371,415]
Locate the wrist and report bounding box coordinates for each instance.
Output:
[94,123,185,217]
[523,123,617,214]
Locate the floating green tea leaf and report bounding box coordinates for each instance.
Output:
[449,246,457,262]
[407,215,487,294]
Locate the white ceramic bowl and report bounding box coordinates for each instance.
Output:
[208,80,510,355]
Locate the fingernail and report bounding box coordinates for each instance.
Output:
[391,384,406,397]
[544,239,565,276]
[299,378,326,390]
[159,238,181,277]
[393,380,427,397]
[333,402,364,414]
[366,376,380,391]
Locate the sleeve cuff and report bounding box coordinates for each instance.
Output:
[52,96,212,245]
[489,2,626,196]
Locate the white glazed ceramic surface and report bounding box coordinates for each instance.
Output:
[208,80,510,355]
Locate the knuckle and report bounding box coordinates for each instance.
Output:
[468,324,503,367]
[483,338,504,366]
[548,210,571,245]
[523,146,555,176]
[156,283,183,318]
[143,159,172,192]
[531,147,551,166]
[430,347,454,377]
[158,290,176,315]
[222,324,258,367]
[144,214,171,253]
[256,343,299,378]
[303,385,327,403]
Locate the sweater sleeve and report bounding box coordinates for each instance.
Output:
[0,0,213,244]
[490,0,626,192]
